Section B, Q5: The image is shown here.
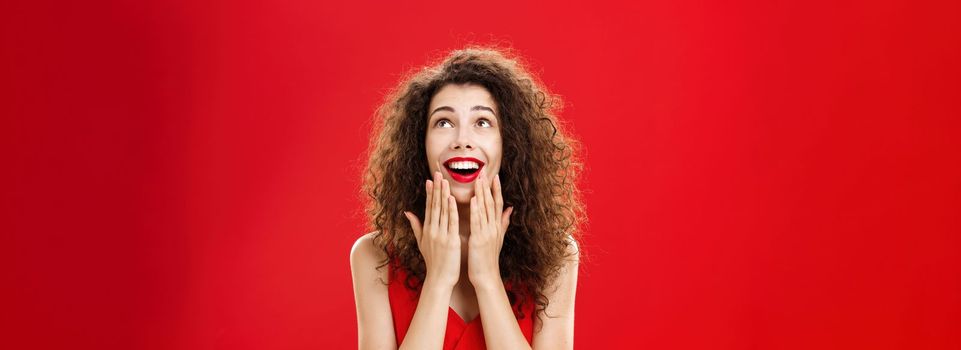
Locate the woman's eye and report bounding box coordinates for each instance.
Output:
[436,119,453,128]
[478,119,492,127]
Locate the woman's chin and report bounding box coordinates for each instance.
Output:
[451,192,473,205]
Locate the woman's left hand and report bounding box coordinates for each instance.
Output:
[467,167,514,288]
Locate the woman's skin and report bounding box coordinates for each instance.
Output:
[350,83,578,350]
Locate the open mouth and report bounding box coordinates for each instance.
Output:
[443,157,484,183]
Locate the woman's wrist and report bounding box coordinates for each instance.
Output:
[472,277,507,297]
[423,275,457,292]
[469,272,503,291]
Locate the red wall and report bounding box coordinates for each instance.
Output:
[2,0,959,349]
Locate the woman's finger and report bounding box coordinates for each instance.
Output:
[470,196,480,235]
[474,169,487,226]
[439,179,449,235]
[483,174,497,228]
[424,179,433,228]
[448,195,458,237]
[493,174,504,218]
[431,168,442,231]
[404,211,422,246]
[500,207,513,235]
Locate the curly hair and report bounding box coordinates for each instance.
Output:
[358,45,587,328]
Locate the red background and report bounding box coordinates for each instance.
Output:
[2,0,959,349]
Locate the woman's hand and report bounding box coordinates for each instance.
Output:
[404,164,461,289]
[467,167,514,288]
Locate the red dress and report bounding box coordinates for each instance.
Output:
[388,259,535,349]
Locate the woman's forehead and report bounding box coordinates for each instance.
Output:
[429,84,498,114]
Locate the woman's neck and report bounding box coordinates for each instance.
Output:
[456,203,472,240]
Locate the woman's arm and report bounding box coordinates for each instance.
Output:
[398,277,454,350]
[350,232,455,350]
[474,279,533,349]
[350,232,398,350]
[531,239,579,350]
[468,172,531,348]
[473,239,579,350]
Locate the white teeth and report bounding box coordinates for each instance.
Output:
[448,161,480,170]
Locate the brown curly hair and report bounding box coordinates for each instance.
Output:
[358,45,587,328]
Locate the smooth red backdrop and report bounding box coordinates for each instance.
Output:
[2,0,959,349]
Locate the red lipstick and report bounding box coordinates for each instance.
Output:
[443,157,484,183]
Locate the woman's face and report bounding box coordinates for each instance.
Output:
[425,83,503,205]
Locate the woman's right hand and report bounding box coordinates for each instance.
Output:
[403,165,461,288]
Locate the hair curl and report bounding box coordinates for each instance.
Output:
[359,45,587,329]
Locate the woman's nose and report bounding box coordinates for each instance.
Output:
[452,128,474,149]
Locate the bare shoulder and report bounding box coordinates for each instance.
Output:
[350,231,379,264]
[349,231,389,283]
[554,235,579,289]
[564,235,580,263]
[350,231,397,349]
[532,235,579,349]
[541,234,580,307]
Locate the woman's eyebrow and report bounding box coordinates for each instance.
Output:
[429,105,496,117]
[429,106,455,117]
[471,105,496,115]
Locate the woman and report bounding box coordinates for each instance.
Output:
[351,46,586,350]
